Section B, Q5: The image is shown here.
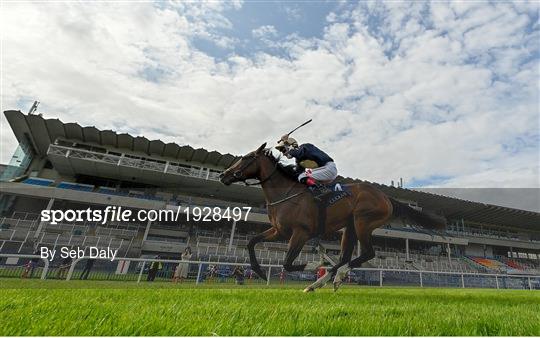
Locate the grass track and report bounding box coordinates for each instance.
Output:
[1,279,539,336]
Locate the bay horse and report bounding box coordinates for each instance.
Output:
[219,143,446,291]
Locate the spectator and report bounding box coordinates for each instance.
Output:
[56,256,72,280]
[172,247,192,283]
[279,268,286,285]
[80,259,95,280]
[232,266,245,285]
[206,264,216,283]
[147,255,162,282]
[246,267,254,283]
[317,266,326,280]
[22,247,41,279]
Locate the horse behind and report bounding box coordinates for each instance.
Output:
[219,142,446,291]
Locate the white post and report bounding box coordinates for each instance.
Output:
[461,274,465,288]
[447,242,451,264]
[34,198,55,239]
[528,277,532,290]
[228,220,237,252]
[419,271,423,287]
[405,238,410,261]
[66,258,83,281]
[379,270,383,287]
[196,263,203,285]
[137,262,146,283]
[267,267,271,286]
[495,275,499,289]
[40,259,49,280]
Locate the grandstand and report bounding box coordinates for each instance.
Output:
[1,110,539,285]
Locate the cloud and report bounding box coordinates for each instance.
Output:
[252,25,278,39]
[1,1,538,189]
[283,5,302,22]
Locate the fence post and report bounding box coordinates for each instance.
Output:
[266,267,271,286]
[137,262,146,283]
[66,258,82,281]
[419,271,423,287]
[495,275,499,289]
[528,277,532,290]
[196,263,202,285]
[40,259,49,280]
[461,274,465,288]
[379,270,383,287]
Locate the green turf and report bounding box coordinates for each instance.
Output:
[0,279,539,336]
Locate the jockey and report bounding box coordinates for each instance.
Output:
[276,136,338,187]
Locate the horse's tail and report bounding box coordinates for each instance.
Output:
[389,198,446,230]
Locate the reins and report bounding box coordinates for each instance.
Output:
[267,191,306,206]
[233,151,306,205]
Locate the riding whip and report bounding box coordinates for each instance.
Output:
[278,119,312,143]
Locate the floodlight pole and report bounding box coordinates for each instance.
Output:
[228,220,237,251]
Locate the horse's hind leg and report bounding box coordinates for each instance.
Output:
[283,229,310,272]
[333,219,377,291]
[331,216,357,277]
[304,216,356,292]
[247,227,281,281]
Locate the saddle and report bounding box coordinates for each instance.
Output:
[309,182,351,236]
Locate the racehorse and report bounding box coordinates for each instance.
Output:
[219,143,446,291]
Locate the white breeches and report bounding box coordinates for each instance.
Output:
[298,162,338,183]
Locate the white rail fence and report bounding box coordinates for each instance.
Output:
[1,253,539,290]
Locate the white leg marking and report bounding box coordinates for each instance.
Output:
[333,264,351,292]
[303,271,332,292]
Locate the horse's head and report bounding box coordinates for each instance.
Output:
[219,142,267,186]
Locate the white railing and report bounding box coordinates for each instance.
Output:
[48,144,254,187]
[2,252,537,290]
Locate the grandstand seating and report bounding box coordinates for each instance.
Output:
[57,182,94,192]
[0,216,142,257]
[22,177,54,186]
[468,257,509,272]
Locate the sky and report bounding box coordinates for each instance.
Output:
[1,1,539,192]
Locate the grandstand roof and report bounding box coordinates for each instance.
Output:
[4,109,540,231]
[3,110,239,168]
[338,177,539,231]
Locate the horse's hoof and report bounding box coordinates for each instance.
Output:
[333,281,342,292]
[303,286,315,293]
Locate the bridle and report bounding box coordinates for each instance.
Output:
[228,150,306,206]
[232,152,279,186]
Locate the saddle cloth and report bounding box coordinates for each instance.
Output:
[309,182,351,205]
[310,182,352,237]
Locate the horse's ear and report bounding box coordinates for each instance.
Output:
[256,142,267,154]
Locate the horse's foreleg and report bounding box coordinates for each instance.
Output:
[247,227,280,281]
[283,229,309,272]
